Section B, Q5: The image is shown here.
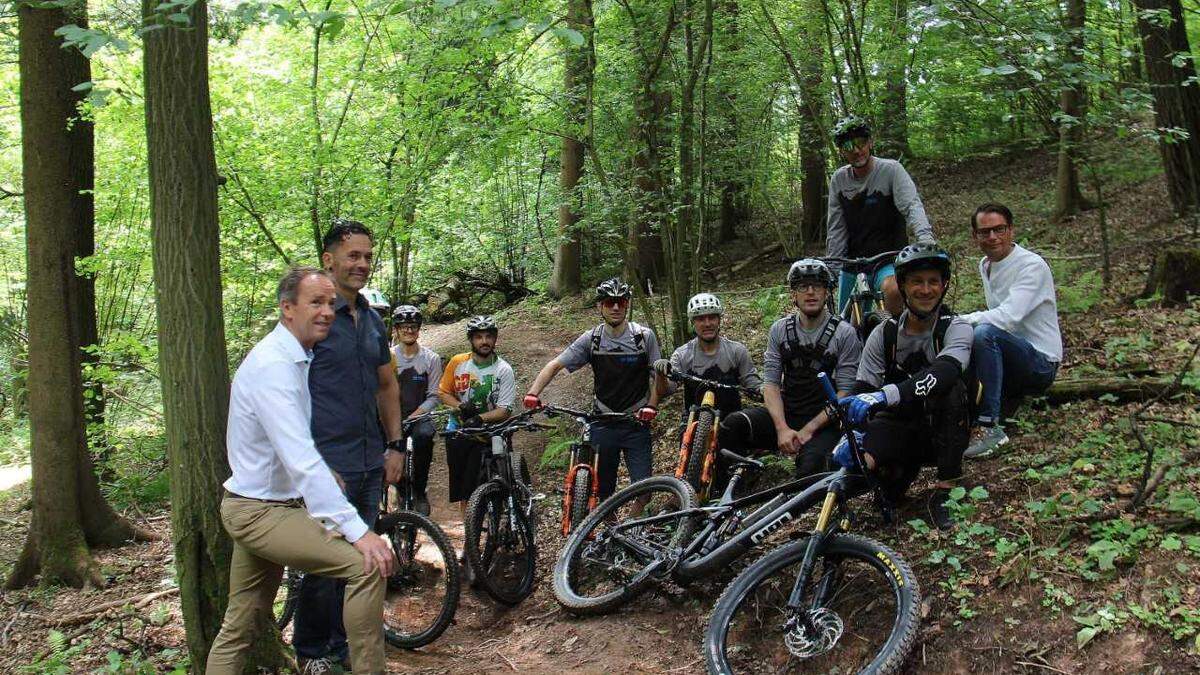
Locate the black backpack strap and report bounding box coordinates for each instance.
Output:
[814,314,841,355]
[883,318,899,374]
[933,311,954,354]
[633,326,645,352]
[783,314,801,357]
[590,325,602,354]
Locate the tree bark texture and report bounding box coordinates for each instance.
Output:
[877,0,912,158]
[142,3,280,670]
[549,0,594,298]
[1053,0,1087,220]
[7,0,148,592]
[1133,0,1200,212]
[716,0,749,242]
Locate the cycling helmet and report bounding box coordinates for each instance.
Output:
[594,277,632,302]
[465,315,498,335]
[392,304,423,326]
[359,287,389,313]
[894,242,952,283]
[787,258,835,290]
[832,114,871,146]
[686,292,724,319]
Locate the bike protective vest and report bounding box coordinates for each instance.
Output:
[589,325,649,414]
[881,307,982,414]
[779,314,842,423]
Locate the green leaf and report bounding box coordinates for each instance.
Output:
[552,26,585,47]
[1161,535,1183,551]
[1076,625,1099,648]
[949,486,967,501]
[993,64,1019,75]
[907,518,930,534]
[968,486,989,501]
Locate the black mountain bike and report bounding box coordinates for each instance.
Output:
[539,404,637,535]
[821,249,900,342]
[378,410,460,649]
[445,409,547,605]
[665,370,762,502]
[555,374,919,672]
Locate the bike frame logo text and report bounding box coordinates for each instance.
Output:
[751,511,794,544]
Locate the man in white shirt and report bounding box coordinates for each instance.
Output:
[960,204,1062,458]
[206,267,395,675]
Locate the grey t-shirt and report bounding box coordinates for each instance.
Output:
[557,321,663,411]
[856,311,972,406]
[392,344,442,416]
[825,157,934,272]
[763,312,862,393]
[666,337,763,394]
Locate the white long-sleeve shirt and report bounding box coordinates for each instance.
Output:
[960,244,1063,363]
[225,322,369,542]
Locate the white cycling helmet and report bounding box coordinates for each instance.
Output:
[687,292,724,319]
[359,287,390,312]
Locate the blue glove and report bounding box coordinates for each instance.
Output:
[838,392,886,426]
[832,431,866,468]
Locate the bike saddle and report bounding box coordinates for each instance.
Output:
[719,448,763,469]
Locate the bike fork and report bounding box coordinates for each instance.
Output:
[785,484,843,624]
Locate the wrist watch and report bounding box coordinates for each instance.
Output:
[386,439,406,452]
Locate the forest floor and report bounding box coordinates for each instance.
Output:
[1,136,1199,673]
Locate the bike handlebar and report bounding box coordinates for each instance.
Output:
[401,409,450,433]
[819,250,901,273]
[540,404,634,424]
[440,409,550,439]
[666,370,764,402]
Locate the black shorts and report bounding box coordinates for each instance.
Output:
[720,407,842,478]
[446,436,487,503]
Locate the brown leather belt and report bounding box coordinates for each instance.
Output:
[224,489,304,508]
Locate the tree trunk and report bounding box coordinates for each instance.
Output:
[142,3,286,669]
[1053,0,1087,220]
[716,0,747,242]
[549,0,594,298]
[1141,247,1200,306]
[1132,0,1200,212]
[877,0,912,158]
[798,24,827,245]
[629,85,669,285]
[7,0,150,592]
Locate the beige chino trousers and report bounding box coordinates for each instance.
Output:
[205,496,385,674]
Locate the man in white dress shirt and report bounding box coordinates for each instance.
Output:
[960,204,1062,459]
[206,267,395,675]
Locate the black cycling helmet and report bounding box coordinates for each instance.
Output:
[832,114,871,147]
[392,304,423,326]
[465,315,498,336]
[894,242,952,319]
[894,242,952,283]
[594,277,632,302]
[787,258,835,290]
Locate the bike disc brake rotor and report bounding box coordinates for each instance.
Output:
[783,607,844,658]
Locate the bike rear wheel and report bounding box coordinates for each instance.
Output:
[379,510,461,649]
[464,480,537,605]
[553,475,698,616]
[705,533,919,674]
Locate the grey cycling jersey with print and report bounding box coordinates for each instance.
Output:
[667,337,762,393]
[856,311,972,406]
[763,313,862,393]
[557,321,662,413]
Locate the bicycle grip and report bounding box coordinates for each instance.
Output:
[817,372,838,403]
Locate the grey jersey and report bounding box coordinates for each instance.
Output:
[856,311,972,404]
[557,321,662,412]
[667,337,763,394]
[763,312,862,393]
[825,157,934,271]
[392,344,442,416]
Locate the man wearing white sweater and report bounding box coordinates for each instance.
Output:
[960,204,1062,458]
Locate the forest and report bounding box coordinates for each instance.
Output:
[1,0,1199,670]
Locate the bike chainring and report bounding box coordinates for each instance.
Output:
[783,607,844,658]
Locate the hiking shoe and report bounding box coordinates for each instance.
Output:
[413,493,431,517]
[927,489,955,531]
[964,425,1009,459]
[298,657,339,675]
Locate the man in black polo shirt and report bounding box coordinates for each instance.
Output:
[293,220,404,674]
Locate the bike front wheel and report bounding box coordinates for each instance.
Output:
[683,411,715,499]
[705,533,919,675]
[464,480,537,605]
[379,510,461,649]
[567,465,593,534]
[553,475,698,616]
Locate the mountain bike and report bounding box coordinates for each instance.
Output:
[377,410,460,649]
[445,409,548,605]
[666,370,763,502]
[821,249,900,342]
[538,404,636,535]
[704,374,920,674]
[554,375,919,673]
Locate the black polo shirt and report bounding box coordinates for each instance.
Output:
[309,292,391,474]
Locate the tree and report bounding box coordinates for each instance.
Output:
[7,0,150,590]
[1132,0,1200,213]
[1053,0,1088,220]
[877,0,912,158]
[141,1,285,669]
[549,0,593,298]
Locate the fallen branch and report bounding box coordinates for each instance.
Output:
[1044,375,1178,404]
[51,587,179,627]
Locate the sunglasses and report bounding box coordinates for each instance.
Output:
[791,282,826,293]
[600,298,629,310]
[838,137,870,152]
[973,223,1011,239]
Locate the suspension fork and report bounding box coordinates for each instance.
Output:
[785,479,844,619]
[675,408,699,479]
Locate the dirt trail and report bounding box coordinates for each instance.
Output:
[385,316,709,674]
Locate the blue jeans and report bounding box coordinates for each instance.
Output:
[971,323,1058,425]
[292,468,383,662]
[591,420,652,502]
[838,263,895,314]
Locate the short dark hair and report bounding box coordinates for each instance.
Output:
[277,266,328,304]
[971,203,1013,231]
[322,218,374,253]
